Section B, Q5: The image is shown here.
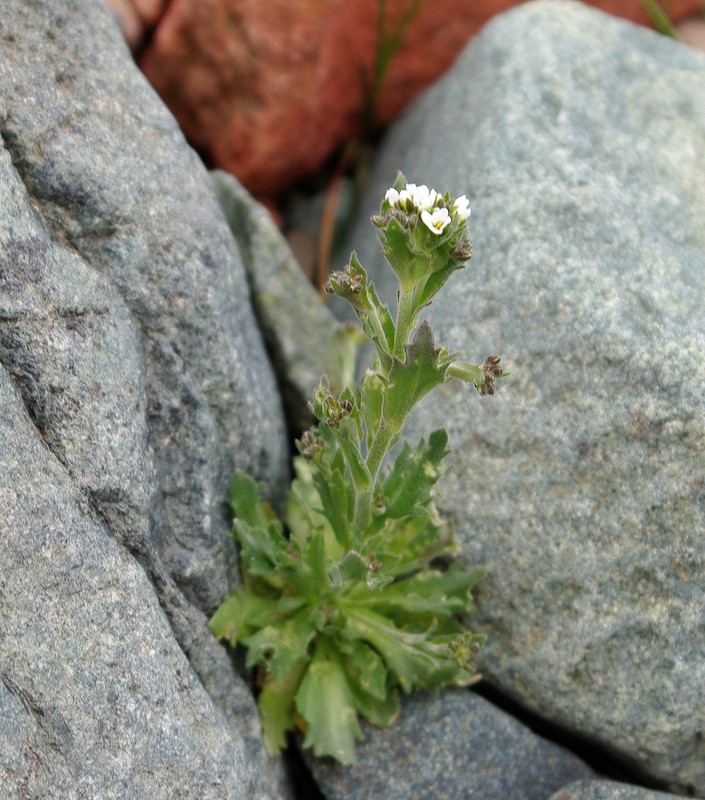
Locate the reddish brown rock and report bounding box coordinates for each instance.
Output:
[138,0,702,200]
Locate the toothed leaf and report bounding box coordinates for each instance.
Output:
[258,662,306,756]
[379,429,449,518]
[295,638,362,764]
[384,322,451,426]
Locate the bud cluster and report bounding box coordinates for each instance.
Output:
[311,376,354,427]
[383,182,471,237]
[297,429,324,459]
[478,355,504,396]
[324,266,363,297]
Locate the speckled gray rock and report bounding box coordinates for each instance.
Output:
[0,0,288,613]
[339,1,705,796]
[0,1,291,798]
[306,690,594,800]
[549,780,681,800]
[0,365,260,798]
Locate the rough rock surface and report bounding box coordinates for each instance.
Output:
[549,781,683,800]
[0,0,288,612]
[0,365,258,798]
[336,1,705,796]
[137,0,700,199]
[307,690,595,800]
[0,1,290,797]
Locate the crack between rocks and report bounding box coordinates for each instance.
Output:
[473,681,687,796]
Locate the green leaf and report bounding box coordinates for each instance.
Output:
[640,0,678,37]
[361,276,396,358]
[383,322,451,427]
[363,513,448,577]
[230,470,275,528]
[286,459,330,548]
[343,606,475,692]
[258,660,307,755]
[306,447,355,552]
[340,638,389,701]
[329,550,368,588]
[379,216,427,289]
[229,473,291,581]
[360,369,384,451]
[348,680,400,728]
[295,637,363,764]
[417,256,465,308]
[209,590,297,646]
[347,564,483,620]
[243,612,318,679]
[332,428,371,495]
[235,518,287,578]
[326,323,367,394]
[380,429,449,518]
[286,457,346,562]
[300,530,330,588]
[392,171,407,193]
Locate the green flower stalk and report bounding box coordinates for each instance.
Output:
[210,172,506,764]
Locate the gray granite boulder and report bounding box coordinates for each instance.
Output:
[0,365,261,798]
[549,780,682,800]
[0,0,291,797]
[335,1,705,796]
[307,690,595,800]
[0,0,288,613]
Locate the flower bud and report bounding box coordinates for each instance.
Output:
[450,240,473,262]
[297,430,324,459]
[477,355,504,396]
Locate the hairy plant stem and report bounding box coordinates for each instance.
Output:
[353,413,398,532]
[355,279,421,529]
[367,304,392,366]
[393,285,418,359]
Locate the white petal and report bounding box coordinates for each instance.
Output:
[421,207,451,235]
[385,187,400,206]
[415,184,438,211]
[453,195,471,221]
[398,188,414,209]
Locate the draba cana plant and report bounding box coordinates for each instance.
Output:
[210,172,506,764]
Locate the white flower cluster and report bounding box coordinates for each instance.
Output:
[385,182,471,236]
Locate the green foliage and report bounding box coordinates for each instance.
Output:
[639,0,678,37]
[211,173,506,764]
[361,0,426,134]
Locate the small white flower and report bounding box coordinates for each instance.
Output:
[453,195,471,221]
[409,183,437,211]
[421,207,451,235]
[384,187,400,206]
[397,188,415,209]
